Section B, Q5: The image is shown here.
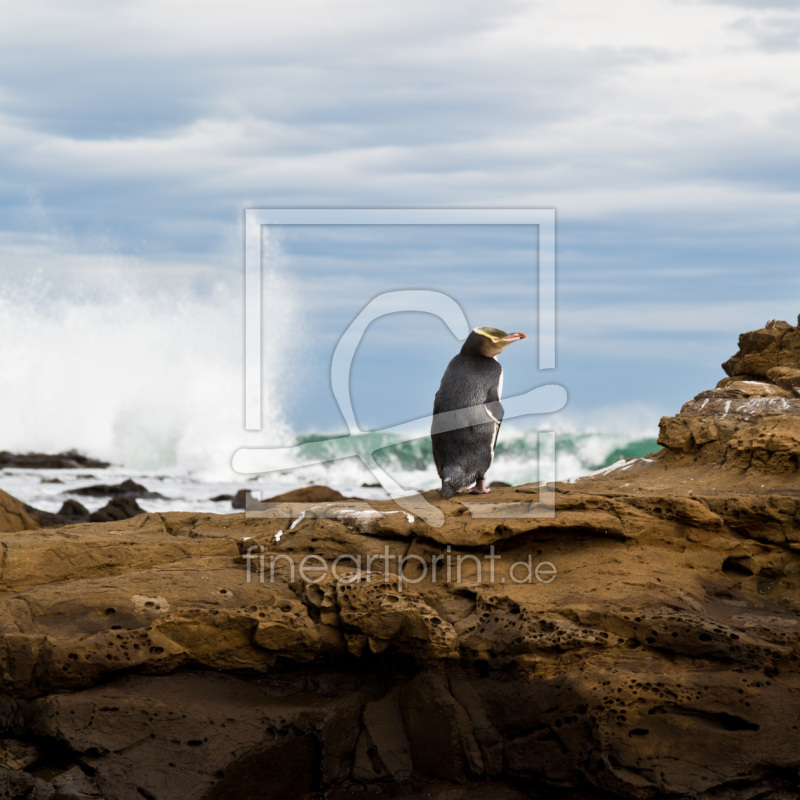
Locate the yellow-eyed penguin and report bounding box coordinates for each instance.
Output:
[431,326,526,498]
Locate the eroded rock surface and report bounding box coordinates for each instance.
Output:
[0,489,39,533]
[3,320,800,799]
[657,315,800,480]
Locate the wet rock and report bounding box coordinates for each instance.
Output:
[56,498,90,519]
[89,496,146,522]
[71,478,164,499]
[0,449,110,469]
[231,488,249,509]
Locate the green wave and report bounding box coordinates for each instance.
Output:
[294,431,660,473]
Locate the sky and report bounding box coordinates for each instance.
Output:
[2,0,800,461]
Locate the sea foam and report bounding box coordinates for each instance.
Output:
[0,262,295,480]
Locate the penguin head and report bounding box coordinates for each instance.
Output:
[463,327,526,357]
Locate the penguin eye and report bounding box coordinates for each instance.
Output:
[491,337,499,343]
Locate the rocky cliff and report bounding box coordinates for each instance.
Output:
[3,320,800,799]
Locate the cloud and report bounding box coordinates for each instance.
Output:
[3,0,800,437]
[730,12,800,52]
[1,0,797,226]
[701,0,800,8]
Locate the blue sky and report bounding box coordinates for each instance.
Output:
[3,0,800,457]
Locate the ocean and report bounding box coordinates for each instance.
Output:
[0,270,661,515]
[1,427,659,516]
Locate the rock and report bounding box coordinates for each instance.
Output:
[0,487,39,532]
[265,485,348,503]
[767,365,800,394]
[233,484,348,510]
[89,496,146,522]
[3,464,800,799]
[711,377,794,398]
[5,321,800,797]
[722,320,800,379]
[210,493,233,502]
[231,488,249,509]
[0,739,40,770]
[71,478,164,499]
[56,498,90,519]
[655,317,800,480]
[0,449,110,469]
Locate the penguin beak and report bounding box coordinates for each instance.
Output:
[502,332,526,343]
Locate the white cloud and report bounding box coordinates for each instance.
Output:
[2,0,800,437]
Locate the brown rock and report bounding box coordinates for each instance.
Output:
[722,320,800,379]
[265,485,348,503]
[5,321,800,798]
[232,485,349,511]
[655,318,800,480]
[0,488,39,532]
[767,365,800,394]
[709,378,794,399]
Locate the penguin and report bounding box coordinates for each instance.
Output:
[431,326,526,499]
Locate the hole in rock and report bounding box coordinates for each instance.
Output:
[722,557,754,576]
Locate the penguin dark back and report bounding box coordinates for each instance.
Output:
[431,327,526,498]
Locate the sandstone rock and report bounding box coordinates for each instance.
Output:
[710,378,794,398]
[232,485,349,511]
[4,321,800,798]
[0,488,39,532]
[722,320,800,379]
[264,485,348,503]
[2,467,800,799]
[655,318,800,482]
[767,365,800,394]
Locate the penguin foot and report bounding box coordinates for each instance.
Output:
[468,480,490,494]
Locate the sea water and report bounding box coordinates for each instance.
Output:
[0,263,660,514]
[1,427,659,515]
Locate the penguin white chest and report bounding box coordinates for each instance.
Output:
[486,366,503,467]
[484,367,503,424]
[489,420,500,465]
